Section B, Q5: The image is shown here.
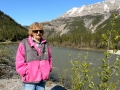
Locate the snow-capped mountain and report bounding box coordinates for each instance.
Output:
[57,0,120,18]
[36,0,120,36]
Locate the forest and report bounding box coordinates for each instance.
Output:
[0,10,28,42]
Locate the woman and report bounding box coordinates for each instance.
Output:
[15,22,52,90]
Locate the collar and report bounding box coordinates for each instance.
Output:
[28,36,46,47]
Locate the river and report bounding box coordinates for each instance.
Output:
[1,44,120,89]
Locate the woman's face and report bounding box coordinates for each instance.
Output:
[32,27,44,40]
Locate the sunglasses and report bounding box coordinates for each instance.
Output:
[32,30,44,33]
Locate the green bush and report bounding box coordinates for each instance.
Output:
[59,14,120,90]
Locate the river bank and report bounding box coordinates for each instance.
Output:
[0,42,19,45]
[52,44,106,52]
[0,41,106,52]
[0,63,68,90]
[0,79,68,90]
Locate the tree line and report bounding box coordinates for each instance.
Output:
[0,10,28,42]
[47,29,120,50]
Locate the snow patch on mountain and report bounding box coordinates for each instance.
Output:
[58,0,120,19]
[66,7,79,16]
[78,5,85,13]
[105,0,115,3]
[104,4,109,12]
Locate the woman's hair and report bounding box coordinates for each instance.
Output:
[28,22,44,36]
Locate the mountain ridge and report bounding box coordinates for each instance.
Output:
[57,0,120,19]
[40,0,120,36]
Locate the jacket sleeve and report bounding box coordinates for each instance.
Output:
[48,45,52,72]
[15,42,28,76]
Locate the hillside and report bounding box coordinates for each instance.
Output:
[41,12,119,38]
[39,0,120,37]
[0,10,28,42]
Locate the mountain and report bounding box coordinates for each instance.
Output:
[40,0,120,37]
[58,0,120,18]
[0,10,28,42]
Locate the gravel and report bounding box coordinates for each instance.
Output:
[0,79,68,90]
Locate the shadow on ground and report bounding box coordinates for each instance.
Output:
[51,85,67,90]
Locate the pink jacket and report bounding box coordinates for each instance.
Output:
[15,36,52,83]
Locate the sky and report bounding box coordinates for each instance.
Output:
[0,0,104,26]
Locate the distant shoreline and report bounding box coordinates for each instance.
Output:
[0,41,106,52]
[52,45,106,52]
[0,42,19,45]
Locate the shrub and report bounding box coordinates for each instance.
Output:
[59,13,120,90]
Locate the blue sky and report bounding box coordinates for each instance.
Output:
[0,0,104,26]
